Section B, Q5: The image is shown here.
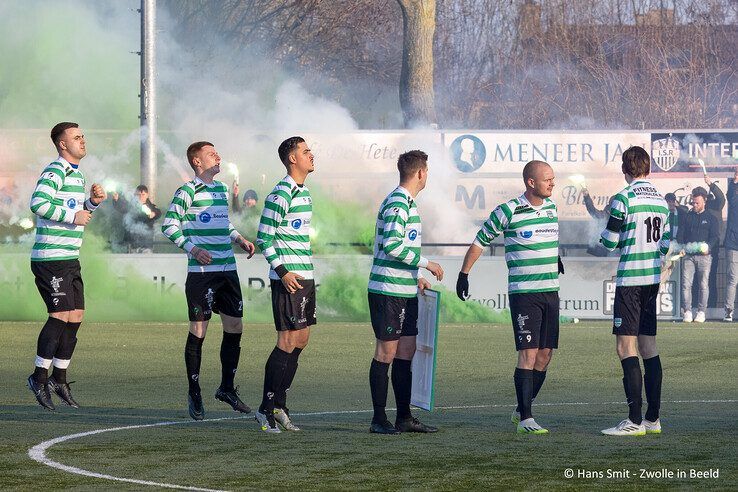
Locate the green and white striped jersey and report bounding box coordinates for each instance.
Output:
[474,194,559,294]
[29,157,98,262]
[600,179,670,286]
[368,186,428,298]
[161,177,241,273]
[256,175,314,281]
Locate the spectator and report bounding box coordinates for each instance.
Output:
[232,182,259,214]
[581,188,617,257]
[703,174,726,309]
[723,169,738,321]
[111,185,161,253]
[664,192,687,239]
[677,186,720,323]
[582,188,608,220]
[130,185,161,252]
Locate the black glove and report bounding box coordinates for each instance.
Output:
[558,256,565,274]
[456,272,469,301]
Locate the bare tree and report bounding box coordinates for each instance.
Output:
[397,0,437,127]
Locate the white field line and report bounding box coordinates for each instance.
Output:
[28,399,738,491]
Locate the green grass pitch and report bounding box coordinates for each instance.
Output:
[1,321,736,490]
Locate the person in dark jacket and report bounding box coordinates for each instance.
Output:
[703,175,726,308]
[664,192,688,240]
[112,185,162,253]
[677,186,720,323]
[723,170,738,321]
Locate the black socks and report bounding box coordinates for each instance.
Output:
[34,317,67,382]
[52,321,80,384]
[392,358,413,420]
[621,356,643,424]
[643,355,662,422]
[369,359,390,423]
[515,369,547,412]
[220,332,241,391]
[260,347,290,414]
[514,368,535,420]
[275,347,302,409]
[185,333,204,394]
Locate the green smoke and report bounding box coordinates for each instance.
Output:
[0,232,506,324]
[0,1,138,129]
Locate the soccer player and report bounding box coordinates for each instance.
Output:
[599,146,670,436]
[27,122,107,410]
[367,150,444,435]
[162,141,256,420]
[456,160,561,435]
[254,136,316,433]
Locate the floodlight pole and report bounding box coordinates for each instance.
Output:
[139,0,157,198]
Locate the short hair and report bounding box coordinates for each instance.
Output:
[186,141,214,168]
[243,189,258,201]
[621,146,651,178]
[50,122,79,148]
[397,150,428,181]
[664,192,677,202]
[135,185,149,193]
[692,186,709,198]
[278,136,306,166]
[522,160,549,182]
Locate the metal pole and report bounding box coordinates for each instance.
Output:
[140,0,157,198]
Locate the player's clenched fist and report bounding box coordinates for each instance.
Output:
[73,210,92,226]
[191,246,212,265]
[90,183,107,204]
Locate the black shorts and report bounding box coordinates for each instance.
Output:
[612,284,659,336]
[270,279,317,331]
[185,270,243,322]
[368,292,418,341]
[509,291,559,351]
[31,259,84,313]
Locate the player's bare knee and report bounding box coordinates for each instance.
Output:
[535,349,553,369]
[616,337,637,359]
[221,315,242,334]
[50,311,71,323]
[374,340,398,363]
[517,349,537,369]
[638,336,658,359]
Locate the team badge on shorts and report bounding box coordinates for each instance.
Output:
[614,317,623,328]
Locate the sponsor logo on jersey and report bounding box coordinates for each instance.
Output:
[520,230,533,239]
[408,229,418,241]
[66,198,77,209]
[292,218,303,229]
[212,212,228,220]
[199,212,211,223]
[515,205,533,214]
